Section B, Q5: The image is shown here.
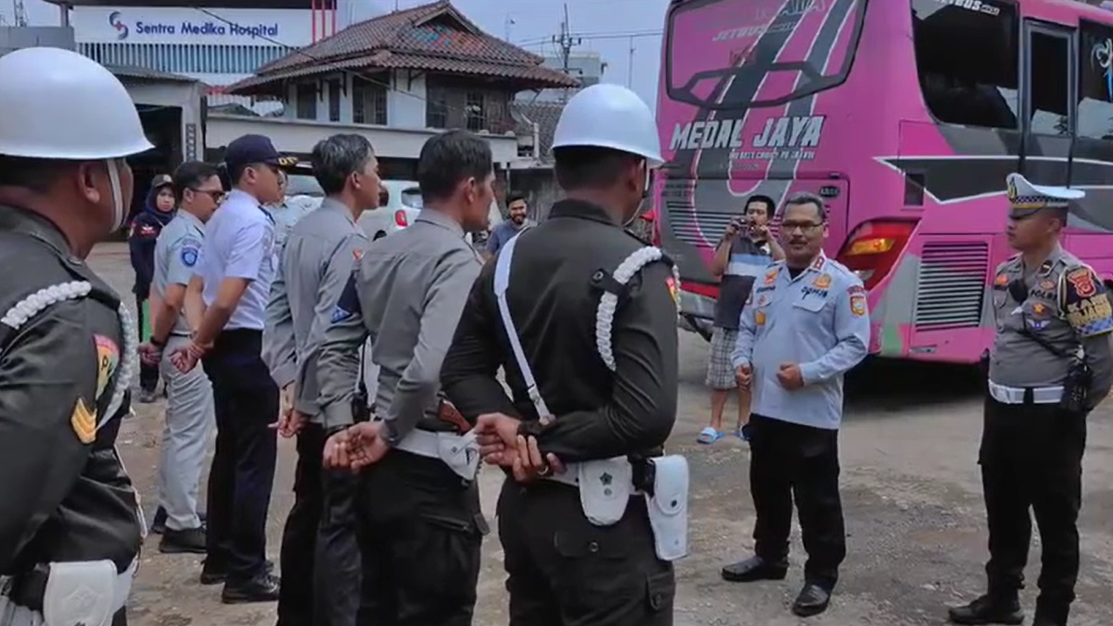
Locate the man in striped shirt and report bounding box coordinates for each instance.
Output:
[698,194,783,445]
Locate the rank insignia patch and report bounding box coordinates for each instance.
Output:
[71,397,96,444]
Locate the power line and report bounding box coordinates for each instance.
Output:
[516,30,663,46]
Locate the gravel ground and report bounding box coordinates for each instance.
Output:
[86,243,1113,626]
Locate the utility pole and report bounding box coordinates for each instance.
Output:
[552,4,581,101]
[12,0,27,26]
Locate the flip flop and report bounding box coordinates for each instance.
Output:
[697,427,724,444]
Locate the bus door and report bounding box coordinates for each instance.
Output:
[1068,18,1113,265]
[1018,20,1080,246]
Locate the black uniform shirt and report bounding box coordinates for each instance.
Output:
[0,206,142,575]
[441,199,679,463]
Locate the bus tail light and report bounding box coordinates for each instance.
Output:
[394,210,409,227]
[836,220,917,290]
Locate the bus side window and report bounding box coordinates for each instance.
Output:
[911,0,1019,130]
[1077,20,1113,142]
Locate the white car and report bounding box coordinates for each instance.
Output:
[284,171,503,242]
[358,180,424,241]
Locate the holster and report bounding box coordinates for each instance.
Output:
[1061,359,1092,413]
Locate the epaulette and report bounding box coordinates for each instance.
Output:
[0,280,137,431]
[595,246,679,372]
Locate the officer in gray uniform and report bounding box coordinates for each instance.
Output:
[0,47,150,626]
[317,130,489,626]
[263,134,377,626]
[142,161,224,555]
[949,173,1113,626]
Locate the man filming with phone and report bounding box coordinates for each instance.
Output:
[698,194,783,445]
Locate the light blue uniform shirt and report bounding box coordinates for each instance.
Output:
[152,211,205,336]
[194,189,277,331]
[731,253,870,430]
[265,199,317,252]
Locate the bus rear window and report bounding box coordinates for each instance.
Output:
[665,0,867,109]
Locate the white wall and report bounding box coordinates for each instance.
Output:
[206,113,520,165]
[282,70,430,131]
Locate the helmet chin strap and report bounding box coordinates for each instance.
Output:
[622,163,654,228]
[106,159,126,231]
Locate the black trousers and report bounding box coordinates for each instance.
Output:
[980,398,1087,623]
[749,413,846,589]
[134,296,159,392]
[277,424,368,626]
[200,329,278,582]
[357,450,483,626]
[498,479,675,626]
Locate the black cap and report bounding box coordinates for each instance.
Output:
[150,173,173,189]
[224,134,289,172]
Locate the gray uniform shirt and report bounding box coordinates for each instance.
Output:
[263,198,368,420]
[317,209,483,435]
[989,245,1113,402]
[152,211,205,336]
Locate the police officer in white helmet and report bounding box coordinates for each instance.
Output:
[441,83,689,625]
[0,47,152,626]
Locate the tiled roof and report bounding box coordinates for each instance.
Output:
[106,65,200,83]
[227,0,578,94]
[510,100,565,163]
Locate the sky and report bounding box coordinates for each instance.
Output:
[19,0,672,107]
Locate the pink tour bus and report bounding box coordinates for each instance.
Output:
[655,0,1113,364]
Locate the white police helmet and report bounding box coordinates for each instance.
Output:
[551,83,663,167]
[0,47,152,160]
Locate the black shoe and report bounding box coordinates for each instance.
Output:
[221,572,280,604]
[200,559,274,586]
[138,388,158,404]
[792,583,832,617]
[150,507,167,534]
[159,527,206,554]
[721,556,789,583]
[948,594,1025,625]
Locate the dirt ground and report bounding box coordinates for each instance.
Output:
[87,244,1113,626]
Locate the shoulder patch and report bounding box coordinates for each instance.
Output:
[180,243,200,268]
[1065,267,1097,298]
[665,275,680,308]
[94,334,120,400]
[70,397,96,444]
[1063,268,1112,338]
[847,285,866,296]
[994,273,1009,286]
[331,273,361,324]
[850,293,867,316]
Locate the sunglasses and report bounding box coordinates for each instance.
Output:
[190,188,225,203]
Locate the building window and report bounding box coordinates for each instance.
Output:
[295,83,317,120]
[465,91,486,132]
[352,77,387,125]
[427,86,449,128]
[328,79,341,122]
[911,0,1018,129]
